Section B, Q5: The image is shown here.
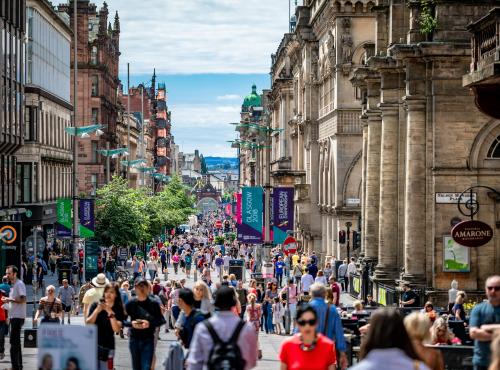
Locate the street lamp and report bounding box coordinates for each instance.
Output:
[97,147,129,182]
[65,122,107,261]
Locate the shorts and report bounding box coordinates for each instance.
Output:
[62,304,72,312]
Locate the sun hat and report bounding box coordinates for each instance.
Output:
[91,273,109,288]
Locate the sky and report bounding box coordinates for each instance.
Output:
[92,0,294,157]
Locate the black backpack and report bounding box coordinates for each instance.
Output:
[205,320,246,370]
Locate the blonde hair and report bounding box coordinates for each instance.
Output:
[404,312,432,342]
[193,280,212,300]
[353,300,363,311]
[431,317,454,343]
[455,290,466,304]
[229,274,236,280]
[325,287,334,304]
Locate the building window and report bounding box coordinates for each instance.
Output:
[16,163,33,204]
[487,136,500,158]
[91,75,99,96]
[90,174,97,196]
[24,106,37,141]
[91,141,98,163]
[90,46,98,65]
[91,108,99,124]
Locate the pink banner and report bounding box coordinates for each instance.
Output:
[236,193,242,224]
[224,203,232,216]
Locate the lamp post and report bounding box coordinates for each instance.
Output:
[72,0,78,262]
[346,221,352,261]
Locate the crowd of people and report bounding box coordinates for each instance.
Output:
[0,210,498,370]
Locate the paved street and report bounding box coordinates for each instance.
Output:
[1,264,355,370]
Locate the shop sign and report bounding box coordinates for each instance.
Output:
[452,220,493,247]
[436,192,476,204]
[346,198,361,206]
[443,235,470,272]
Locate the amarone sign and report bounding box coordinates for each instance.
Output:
[452,220,493,247]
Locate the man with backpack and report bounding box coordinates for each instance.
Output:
[187,286,257,370]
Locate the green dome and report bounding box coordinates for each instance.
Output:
[242,84,262,107]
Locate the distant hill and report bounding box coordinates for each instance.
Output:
[205,157,239,170]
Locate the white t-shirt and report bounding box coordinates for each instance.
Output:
[347,262,357,276]
[223,255,231,267]
[9,279,27,319]
[301,274,315,293]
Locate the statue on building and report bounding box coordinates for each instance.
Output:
[341,18,353,63]
[327,29,336,67]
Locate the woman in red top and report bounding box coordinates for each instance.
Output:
[279,305,336,370]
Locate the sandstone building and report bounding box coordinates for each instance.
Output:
[58,0,121,196]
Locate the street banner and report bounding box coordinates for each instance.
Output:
[0,221,22,273]
[56,198,72,238]
[224,203,232,217]
[273,187,294,244]
[38,324,97,370]
[79,199,95,238]
[236,193,242,224]
[84,240,99,282]
[237,187,263,243]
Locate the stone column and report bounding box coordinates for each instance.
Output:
[361,120,368,257]
[403,96,427,282]
[318,142,324,205]
[375,102,399,279]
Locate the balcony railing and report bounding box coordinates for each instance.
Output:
[469,8,500,74]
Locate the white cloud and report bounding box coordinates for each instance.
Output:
[91,0,290,74]
[216,94,241,101]
[169,103,240,156]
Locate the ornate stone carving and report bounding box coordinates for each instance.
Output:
[341,18,353,64]
[310,47,320,84]
[327,29,336,67]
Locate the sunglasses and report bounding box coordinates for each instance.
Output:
[297,319,316,327]
[487,286,500,292]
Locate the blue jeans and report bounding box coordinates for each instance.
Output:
[106,272,116,281]
[265,303,273,333]
[129,336,155,370]
[172,305,180,323]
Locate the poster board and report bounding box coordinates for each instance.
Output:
[38,324,97,370]
[443,235,470,272]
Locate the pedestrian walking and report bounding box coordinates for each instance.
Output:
[272,297,284,335]
[125,278,166,370]
[264,282,279,334]
[275,256,285,287]
[172,252,180,274]
[34,285,63,324]
[315,270,327,285]
[0,286,7,360]
[187,286,258,370]
[3,266,26,370]
[147,257,159,280]
[246,293,262,360]
[105,256,117,281]
[350,308,429,370]
[328,276,341,306]
[300,267,314,296]
[279,305,337,370]
[175,288,206,349]
[71,261,80,286]
[236,280,248,319]
[86,282,126,370]
[337,260,348,292]
[58,279,75,324]
[280,278,299,331]
[49,252,58,276]
[470,275,500,369]
[346,257,357,291]
[308,283,347,369]
[292,262,302,289]
[82,273,109,319]
[185,252,193,279]
[193,280,213,315]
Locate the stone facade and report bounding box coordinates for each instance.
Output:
[267,0,377,262]
[351,0,500,304]
[58,0,121,196]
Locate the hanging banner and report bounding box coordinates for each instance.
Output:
[273,187,294,244]
[224,203,232,217]
[79,199,95,238]
[237,187,263,243]
[0,221,22,273]
[236,193,242,224]
[56,198,72,238]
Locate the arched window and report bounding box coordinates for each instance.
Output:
[487,135,500,158]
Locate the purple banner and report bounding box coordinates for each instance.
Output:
[237,187,263,244]
[273,187,294,244]
[79,199,95,238]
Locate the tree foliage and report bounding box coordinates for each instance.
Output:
[200,154,208,174]
[95,175,196,246]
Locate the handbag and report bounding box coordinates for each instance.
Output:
[41,299,60,323]
[98,345,111,361]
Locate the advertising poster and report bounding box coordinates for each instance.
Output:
[237,187,263,243]
[38,324,97,370]
[273,187,294,244]
[443,235,470,272]
[56,198,72,238]
[79,199,95,238]
[84,240,99,282]
[0,221,22,273]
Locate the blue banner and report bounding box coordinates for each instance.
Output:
[237,187,263,244]
[79,199,95,238]
[273,187,294,244]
